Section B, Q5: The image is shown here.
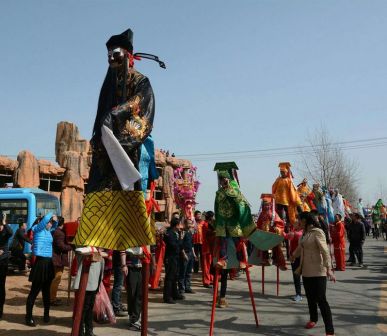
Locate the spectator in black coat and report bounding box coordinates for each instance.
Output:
[0,212,13,319]
[163,217,183,304]
[347,213,366,267]
[11,218,31,271]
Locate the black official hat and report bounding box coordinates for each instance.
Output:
[106,29,133,53]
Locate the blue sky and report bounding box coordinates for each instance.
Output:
[1,1,386,211]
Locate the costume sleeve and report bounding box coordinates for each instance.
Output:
[272,178,279,195]
[307,192,316,210]
[114,76,155,151]
[214,193,226,237]
[314,229,331,270]
[274,213,285,234]
[289,181,302,206]
[91,69,112,142]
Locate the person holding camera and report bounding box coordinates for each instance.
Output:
[11,218,31,272]
[25,213,58,327]
[0,212,13,319]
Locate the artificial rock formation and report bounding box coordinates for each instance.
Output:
[55,121,91,222]
[0,156,17,171]
[38,159,65,176]
[13,151,40,188]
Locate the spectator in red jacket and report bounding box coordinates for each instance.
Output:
[330,214,346,271]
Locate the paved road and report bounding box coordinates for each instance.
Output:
[1,237,386,336]
[100,237,387,336]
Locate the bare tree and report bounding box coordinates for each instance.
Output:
[297,125,359,204]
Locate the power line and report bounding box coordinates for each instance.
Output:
[177,136,387,157]
[190,140,387,162]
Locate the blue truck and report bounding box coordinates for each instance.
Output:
[0,188,61,254]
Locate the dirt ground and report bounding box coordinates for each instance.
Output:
[1,269,76,336]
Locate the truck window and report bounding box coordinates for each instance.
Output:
[34,193,60,216]
[0,199,28,224]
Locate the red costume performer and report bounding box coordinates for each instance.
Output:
[146,182,164,289]
[149,226,166,289]
[330,215,346,271]
[201,212,216,287]
[193,212,204,273]
[255,194,287,270]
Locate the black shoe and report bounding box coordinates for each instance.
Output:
[163,298,176,304]
[185,289,195,294]
[203,284,212,288]
[25,316,36,327]
[114,309,127,317]
[173,294,185,300]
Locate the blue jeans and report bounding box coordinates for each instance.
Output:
[291,257,302,296]
[111,264,124,311]
[178,252,193,293]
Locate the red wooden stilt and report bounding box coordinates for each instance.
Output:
[71,257,91,336]
[141,262,150,336]
[209,267,220,336]
[261,265,265,295]
[276,266,279,296]
[245,266,259,327]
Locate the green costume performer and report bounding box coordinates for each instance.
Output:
[213,162,284,268]
[372,199,384,224]
[214,171,256,238]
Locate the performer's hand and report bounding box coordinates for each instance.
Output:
[122,265,128,276]
[327,269,336,283]
[0,250,3,256]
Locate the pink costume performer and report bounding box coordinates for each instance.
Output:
[173,166,200,220]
